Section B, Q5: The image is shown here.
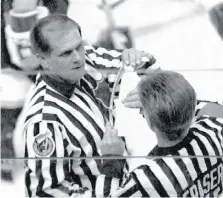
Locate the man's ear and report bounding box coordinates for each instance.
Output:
[36,53,44,61]
[36,53,48,69]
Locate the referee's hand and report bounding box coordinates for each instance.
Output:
[122,48,154,69]
[100,122,125,156]
[122,87,141,109]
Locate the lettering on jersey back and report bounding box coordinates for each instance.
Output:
[181,161,223,197]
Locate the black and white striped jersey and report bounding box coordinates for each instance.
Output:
[24,75,107,197]
[23,45,124,197]
[23,45,156,197]
[96,102,223,197]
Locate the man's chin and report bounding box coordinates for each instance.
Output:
[65,69,86,84]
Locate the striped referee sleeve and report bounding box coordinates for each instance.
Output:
[85,45,157,113]
[85,45,157,70]
[25,121,92,197]
[95,167,150,197]
[85,45,123,69]
[195,100,223,120]
[85,45,123,115]
[95,174,140,197]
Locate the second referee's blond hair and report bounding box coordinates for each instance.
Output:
[138,70,196,141]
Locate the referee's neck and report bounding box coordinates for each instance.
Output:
[156,129,189,148]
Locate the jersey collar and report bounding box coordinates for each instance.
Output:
[41,75,77,98]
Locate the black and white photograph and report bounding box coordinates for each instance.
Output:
[1,0,223,197]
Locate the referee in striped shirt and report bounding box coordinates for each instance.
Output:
[23,14,156,197]
[97,70,223,197]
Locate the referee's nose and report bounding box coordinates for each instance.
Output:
[72,50,82,65]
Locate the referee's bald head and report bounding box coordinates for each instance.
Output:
[30,14,82,56]
[138,70,196,141]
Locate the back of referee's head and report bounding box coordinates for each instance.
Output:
[137,70,197,141]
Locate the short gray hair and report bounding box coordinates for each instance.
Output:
[138,70,196,141]
[30,14,81,55]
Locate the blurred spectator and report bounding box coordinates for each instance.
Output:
[1,0,22,181]
[1,0,21,71]
[1,0,37,181]
[4,0,65,75]
[1,2,65,179]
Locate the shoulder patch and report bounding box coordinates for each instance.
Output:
[33,134,55,157]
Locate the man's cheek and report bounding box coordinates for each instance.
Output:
[54,60,66,71]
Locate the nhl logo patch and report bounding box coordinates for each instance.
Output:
[33,135,55,157]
